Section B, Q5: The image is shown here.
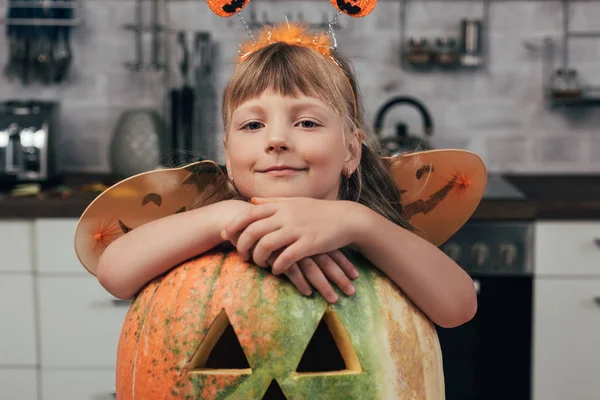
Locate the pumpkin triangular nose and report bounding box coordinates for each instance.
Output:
[261,380,287,400]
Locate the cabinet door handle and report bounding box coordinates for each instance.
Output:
[594,297,600,306]
[595,238,600,249]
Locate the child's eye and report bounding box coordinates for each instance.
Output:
[241,121,263,131]
[297,120,320,129]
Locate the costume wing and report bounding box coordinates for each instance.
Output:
[74,161,225,276]
[385,149,487,246]
[74,150,486,276]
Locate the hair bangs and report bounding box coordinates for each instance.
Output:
[222,43,349,132]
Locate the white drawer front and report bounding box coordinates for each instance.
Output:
[533,278,600,400]
[534,221,600,276]
[38,276,130,368]
[35,219,86,274]
[0,221,33,273]
[0,369,38,400]
[0,275,37,366]
[41,370,116,400]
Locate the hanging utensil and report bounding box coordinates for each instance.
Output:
[178,32,195,163]
[193,32,218,160]
[124,0,143,71]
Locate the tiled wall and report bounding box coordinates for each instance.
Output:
[1,0,600,174]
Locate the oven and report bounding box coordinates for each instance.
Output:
[435,176,534,400]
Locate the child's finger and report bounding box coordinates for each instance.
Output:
[235,218,281,262]
[312,254,355,296]
[222,204,276,240]
[252,230,298,268]
[271,239,312,275]
[283,264,313,296]
[328,250,359,280]
[250,197,292,205]
[298,258,339,304]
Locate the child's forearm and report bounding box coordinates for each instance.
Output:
[347,202,477,328]
[97,200,250,299]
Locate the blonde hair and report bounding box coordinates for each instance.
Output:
[194,42,413,231]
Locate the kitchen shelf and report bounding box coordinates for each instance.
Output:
[398,0,490,73]
[548,95,600,108]
[0,0,80,27]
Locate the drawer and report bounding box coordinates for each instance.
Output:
[534,221,600,276]
[41,369,115,400]
[533,278,600,400]
[38,276,130,368]
[0,369,38,400]
[34,219,86,274]
[0,275,37,366]
[0,221,33,273]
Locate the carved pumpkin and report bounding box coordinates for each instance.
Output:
[74,150,485,399]
[115,249,444,399]
[330,0,378,18]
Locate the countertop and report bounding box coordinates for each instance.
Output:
[1,174,600,220]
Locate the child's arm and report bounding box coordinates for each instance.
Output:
[349,202,477,328]
[222,197,475,326]
[97,200,251,299]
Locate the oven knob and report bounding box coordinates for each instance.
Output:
[442,242,462,262]
[471,242,490,266]
[499,243,518,266]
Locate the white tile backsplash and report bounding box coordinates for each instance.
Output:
[0,0,598,174]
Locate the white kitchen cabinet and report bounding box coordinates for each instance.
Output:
[0,369,38,400]
[532,278,600,400]
[0,221,33,272]
[0,275,38,366]
[37,275,129,368]
[534,221,600,276]
[34,219,85,275]
[41,369,116,400]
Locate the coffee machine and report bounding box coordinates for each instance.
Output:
[0,100,59,185]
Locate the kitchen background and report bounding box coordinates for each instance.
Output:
[2,0,600,174]
[1,1,600,400]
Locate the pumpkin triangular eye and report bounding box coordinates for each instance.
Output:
[189,310,251,375]
[261,380,287,400]
[295,308,362,376]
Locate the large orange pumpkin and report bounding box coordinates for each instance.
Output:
[115,248,444,399]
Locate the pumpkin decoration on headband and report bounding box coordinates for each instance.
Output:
[206,0,378,19]
[74,1,487,398]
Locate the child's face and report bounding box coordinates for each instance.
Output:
[225,91,357,200]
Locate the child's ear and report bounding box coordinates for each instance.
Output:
[224,155,233,181]
[345,129,363,169]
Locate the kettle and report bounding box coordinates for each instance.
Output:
[373,96,434,156]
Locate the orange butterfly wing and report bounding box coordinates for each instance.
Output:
[386,149,487,246]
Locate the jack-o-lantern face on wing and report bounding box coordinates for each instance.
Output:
[115,250,445,399]
[74,162,225,276]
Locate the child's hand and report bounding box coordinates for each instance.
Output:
[268,250,358,304]
[221,197,357,275]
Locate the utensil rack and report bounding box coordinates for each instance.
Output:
[546,0,600,108]
[0,0,80,27]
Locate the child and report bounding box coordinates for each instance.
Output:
[78,24,482,329]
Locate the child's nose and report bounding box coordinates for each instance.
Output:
[265,137,289,153]
[264,126,292,152]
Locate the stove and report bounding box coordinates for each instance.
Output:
[436,175,534,400]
